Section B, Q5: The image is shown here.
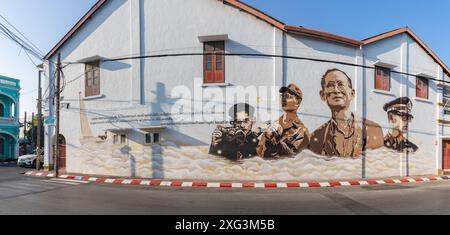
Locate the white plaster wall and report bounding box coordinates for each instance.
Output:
[363,33,439,176]
[284,34,359,133]
[47,0,133,173]
[43,0,445,180]
[141,0,282,145]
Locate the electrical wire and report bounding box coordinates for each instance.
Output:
[58,52,450,87]
[0,14,45,57]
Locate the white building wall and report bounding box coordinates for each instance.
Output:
[47,0,133,173]
[363,33,439,177]
[139,0,282,145]
[43,0,446,180]
[284,34,359,134]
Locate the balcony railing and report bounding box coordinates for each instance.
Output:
[0,76,20,89]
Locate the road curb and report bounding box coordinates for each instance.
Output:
[23,171,450,189]
[0,161,17,166]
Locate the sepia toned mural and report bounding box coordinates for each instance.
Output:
[383,97,418,153]
[65,68,434,181]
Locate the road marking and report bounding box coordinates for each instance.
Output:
[48,178,90,184]
[11,182,57,191]
[42,180,80,186]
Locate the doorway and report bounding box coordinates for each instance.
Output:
[443,140,450,171]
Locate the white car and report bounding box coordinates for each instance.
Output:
[17,150,44,168]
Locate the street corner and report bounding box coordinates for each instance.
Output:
[23,170,55,178]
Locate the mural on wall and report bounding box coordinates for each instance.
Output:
[257,84,310,159]
[383,97,418,153]
[209,103,261,161]
[68,67,434,181]
[308,69,384,158]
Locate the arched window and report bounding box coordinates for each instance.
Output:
[0,103,4,117]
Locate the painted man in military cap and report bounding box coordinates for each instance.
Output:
[209,103,262,161]
[383,97,418,153]
[309,69,384,158]
[257,84,310,159]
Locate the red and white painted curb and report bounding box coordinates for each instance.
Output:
[23,171,450,189]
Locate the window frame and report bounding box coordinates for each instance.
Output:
[145,133,152,144]
[443,88,450,115]
[85,61,101,97]
[0,137,4,156]
[0,102,4,117]
[144,133,160,145]
[153,133,160,144]
[120,134,127,145]
[203,41,225,84]
[374,66,391,92]
[416,76,429,100]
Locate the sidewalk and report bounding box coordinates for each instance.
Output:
[23,170,450,189]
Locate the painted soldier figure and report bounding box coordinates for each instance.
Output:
[309,69,384,158]
[209,103,261,161]
[257,84,310,159]
[383,97,418,153]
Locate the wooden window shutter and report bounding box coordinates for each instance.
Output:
[375,67,390,91]
[416,77,429,99]
[85,61,101,97]
[204,41,225,84]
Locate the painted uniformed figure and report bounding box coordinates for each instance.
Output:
[383,97,418,153]
[209,103,261,161]
[309,69,384,158]
[257,84,310,159]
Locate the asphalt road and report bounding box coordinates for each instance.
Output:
[1,163,450,215]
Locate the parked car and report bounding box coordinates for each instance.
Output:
[17,150,44,168]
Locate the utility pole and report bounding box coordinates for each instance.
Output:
[36,70,42,171]
[31,112,35,147]
[55,53,61,177]
[23,112,27,138]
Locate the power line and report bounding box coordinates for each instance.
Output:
[0,14,45,56]
[74,52,450,85]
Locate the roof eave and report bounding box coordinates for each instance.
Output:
[285,25,363,47]
[221,0,285,30]
[362,27,450,76]
[43,0,108,60]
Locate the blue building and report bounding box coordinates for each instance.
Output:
[0,75,20,161]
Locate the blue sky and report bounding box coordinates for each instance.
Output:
[0,0,449,117]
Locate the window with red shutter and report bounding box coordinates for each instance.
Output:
[85,61,101,97]
[375,66,391,91]
[204,41,225,84]
[416,77,429,99]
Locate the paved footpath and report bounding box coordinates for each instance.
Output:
[2,164,450,215]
